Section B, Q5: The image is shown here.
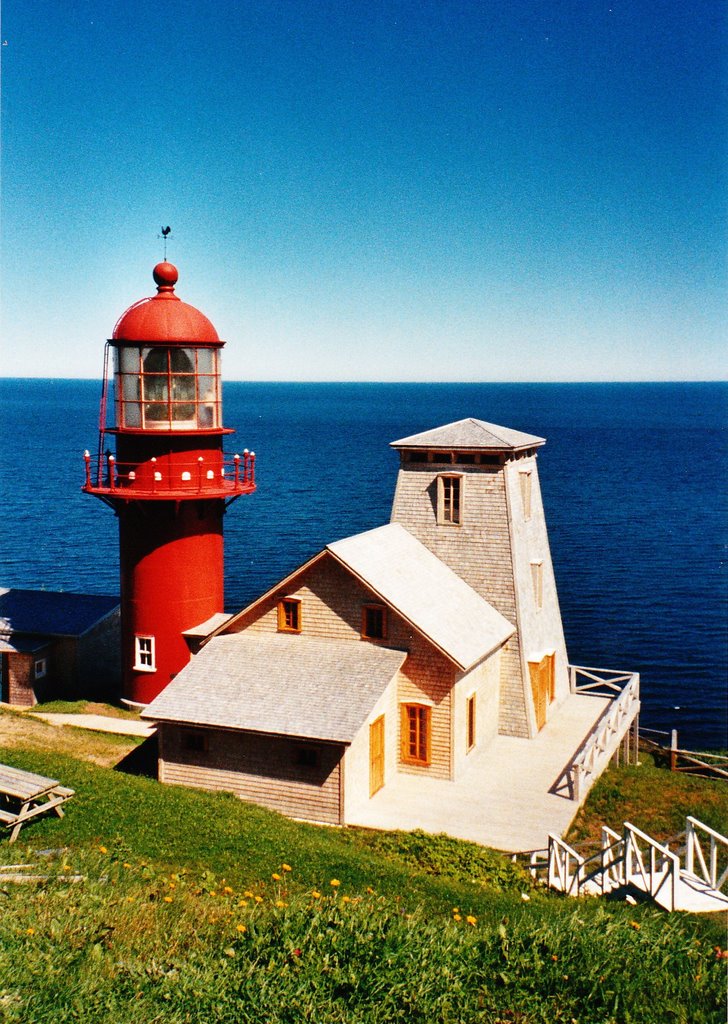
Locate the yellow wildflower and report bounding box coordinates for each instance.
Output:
[366,886,375,894]
[63,864,72,872]
[237,900,248,908]
[122,862,132,869]
[275,900,286,908]
[244,890,254,898]
[282,863,292,872]
[272,873,282,881]
[255,895,263,903]
[223,885,234,894]
[630,921,641,931]
[452,907,459,914]
[453,913,462,922]
[330,879,341,888]
[163,896,173,903]
[26,928,35,936]
[342,895,351,904]
[236,924,247,933]
[466,915,477,926]
[311,890,321,899]
[98,846,108,854]
[209,890,217,897]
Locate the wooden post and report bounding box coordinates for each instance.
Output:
[669,729,678,771]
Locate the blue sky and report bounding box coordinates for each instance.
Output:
[2,0,725,381]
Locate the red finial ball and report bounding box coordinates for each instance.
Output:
[153,262,179,289]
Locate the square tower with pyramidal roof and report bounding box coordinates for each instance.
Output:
[390,418,568,738]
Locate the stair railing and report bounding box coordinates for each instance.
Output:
[623,822,679,911]
[685,817,728,893]
[547,834,584,896]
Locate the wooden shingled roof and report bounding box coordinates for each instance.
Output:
[327,524,515,670]
[142,635,406,742]
[390,417,545,451]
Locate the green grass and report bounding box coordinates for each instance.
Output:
[0,721,726,1022]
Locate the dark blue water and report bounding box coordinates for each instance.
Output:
[1,379,726,750]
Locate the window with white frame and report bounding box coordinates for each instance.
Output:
[34,658,47,680]
[134,635,156,672]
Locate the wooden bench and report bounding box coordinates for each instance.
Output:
[0,764,75,844]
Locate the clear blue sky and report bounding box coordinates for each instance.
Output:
[2,1,725,381]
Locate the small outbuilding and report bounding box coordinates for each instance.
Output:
[0,588,120,706]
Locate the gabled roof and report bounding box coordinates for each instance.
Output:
[327,524,514,670]
[390,418,545,452]
[142,635,406,743]
[0,588,119,639]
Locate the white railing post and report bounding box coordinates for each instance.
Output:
[685,817,695,875]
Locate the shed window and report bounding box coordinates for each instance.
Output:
[34,658,47,680]
[362,604,387,640]
[401,704,431,766]
[134,635,156,671]
[277,598,301,633]
[182,730,208,753]
[438,475,462,525]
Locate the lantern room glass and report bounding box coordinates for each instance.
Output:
[114,346,221,430]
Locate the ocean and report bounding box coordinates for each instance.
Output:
[1,379,726,750]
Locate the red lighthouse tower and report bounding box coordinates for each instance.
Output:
[83,261,255,706]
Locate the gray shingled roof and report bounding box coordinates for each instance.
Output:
[390,418,545,451]
[0,589,119,638]
[142,635,406,742]
[327,524,514,669]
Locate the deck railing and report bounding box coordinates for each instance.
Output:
[568,666,640,802]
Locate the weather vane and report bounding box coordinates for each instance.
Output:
[158,225,172,260]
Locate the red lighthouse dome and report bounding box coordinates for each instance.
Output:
[113,263,220,344]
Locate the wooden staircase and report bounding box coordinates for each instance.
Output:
[531,816,728,913]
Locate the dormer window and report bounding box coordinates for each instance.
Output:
[114,345,221,430]
[277,598,302,634]
[437,474,462,525]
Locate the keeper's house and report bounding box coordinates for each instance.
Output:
[0,588,120,706]
[143,419,640,851]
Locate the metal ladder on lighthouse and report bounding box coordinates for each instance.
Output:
[533,816,728,913]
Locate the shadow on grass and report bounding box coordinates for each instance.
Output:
[114,735,158,778]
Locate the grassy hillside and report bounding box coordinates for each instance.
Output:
[0,710,725,1023]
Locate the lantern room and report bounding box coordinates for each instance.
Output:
[110,261,226,434]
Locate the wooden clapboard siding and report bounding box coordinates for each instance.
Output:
[391,462,529,738]
[160,725,344,825]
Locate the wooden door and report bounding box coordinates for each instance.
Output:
[529,654,555,732]
[369,715,385,796]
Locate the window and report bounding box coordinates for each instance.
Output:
[438,474,462,525]
[530,560,543,609]
[34,658,47,680]
[401,704,431,766]
[277,598,301,633]
[182,730,208,753]
[466,693,476,752]
[519,469,532,520]
[114,345,221,430]
[362,604,387,640]
[134,635,156,671]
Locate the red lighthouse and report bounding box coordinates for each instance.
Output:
[83,261,255,706]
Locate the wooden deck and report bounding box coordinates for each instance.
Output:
[347,690,613,852]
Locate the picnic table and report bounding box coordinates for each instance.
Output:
[0,764,74,843]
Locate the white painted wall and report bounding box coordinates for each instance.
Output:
[342,675,398,821]
[504,457,570,722]
[451,649,501,778]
